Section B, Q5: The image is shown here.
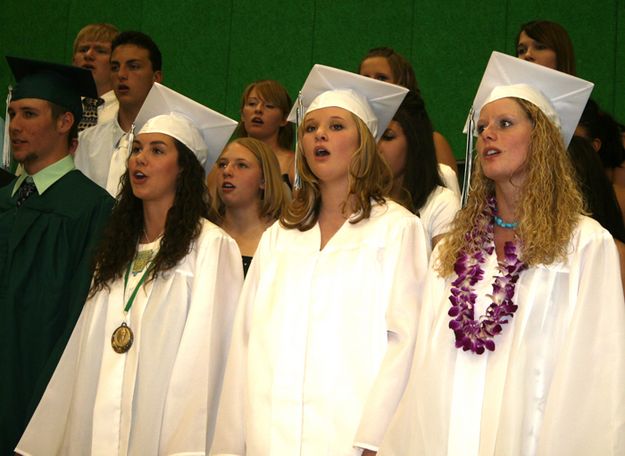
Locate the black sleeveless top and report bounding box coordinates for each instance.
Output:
[242,255,253,277]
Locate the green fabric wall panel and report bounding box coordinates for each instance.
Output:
[65,0,144,63]
[410,0,508,159]
[2,0,71,61]
[142,0,232,112]
[615,0,625,123]
[1,0,73,93]
[311,0,414,73]
[226,0,314,119]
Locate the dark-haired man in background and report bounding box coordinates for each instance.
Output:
[75,30,163,196]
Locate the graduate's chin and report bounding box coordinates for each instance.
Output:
[14,151,39,165]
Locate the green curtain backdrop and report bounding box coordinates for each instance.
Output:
[2,0,624,158]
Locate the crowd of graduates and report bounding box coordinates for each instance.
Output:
[1,19,624,456]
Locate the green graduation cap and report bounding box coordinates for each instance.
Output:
[6,55,98,120]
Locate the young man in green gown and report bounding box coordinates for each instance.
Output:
[0,56,114,454]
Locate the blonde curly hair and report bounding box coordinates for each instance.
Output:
[436,97,585,276]
[281,111,392,230]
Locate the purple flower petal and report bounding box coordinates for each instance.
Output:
[449,319,462,330]
[448,306,460,317]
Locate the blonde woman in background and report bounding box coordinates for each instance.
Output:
[236,80,295,188]
[210,137,286,276]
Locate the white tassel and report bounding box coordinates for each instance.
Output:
[127,123,135,159]
[461,108,475,207]
[293,91,303,190]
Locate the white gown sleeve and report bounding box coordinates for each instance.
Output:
[158,229,244,455]
[376,243,449,456]
[438,163,460,198]
[418,186,460,254]
[536,230,625,455]
[353,216,429,451]
[425,187,460,240]
[210,228,271,456]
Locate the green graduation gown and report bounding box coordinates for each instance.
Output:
[0,169,114,454]
[0,168,15,187]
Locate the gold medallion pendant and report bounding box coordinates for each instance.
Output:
[132,249,154,275]
[111,322,134,353]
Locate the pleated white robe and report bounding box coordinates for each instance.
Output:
[211,201,428,456]
[379,215,625,456]
[16,219,244,456]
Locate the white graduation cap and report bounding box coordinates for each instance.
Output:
[459,51,594,206]
[134,82,237,169]
[286,64,408,140]
[468,51,594,147]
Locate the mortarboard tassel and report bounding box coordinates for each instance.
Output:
[127,123,135,159]
[293,91,303,190]
[461,107,474,208]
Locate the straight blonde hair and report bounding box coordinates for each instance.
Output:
[281,112,392,230]
[209,137,286,223]
[73,23,119,53]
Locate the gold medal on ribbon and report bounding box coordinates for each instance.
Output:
[132,249,154,275]
[111,322,134,353]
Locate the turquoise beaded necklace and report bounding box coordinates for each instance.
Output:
[493,214,518,229]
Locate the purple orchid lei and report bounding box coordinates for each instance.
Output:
[448,197,527,355]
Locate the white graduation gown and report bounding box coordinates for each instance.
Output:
[379,215,625,456]
[98,90,120,127]
[211,200,429,456]
[16,219,244,456]
[417,185,460,254]
[438,164,460,198]
[74,117,128,196]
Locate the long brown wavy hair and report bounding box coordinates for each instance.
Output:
[281,112,393,230]
[436,98,584,276]
[89,139,209,296]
